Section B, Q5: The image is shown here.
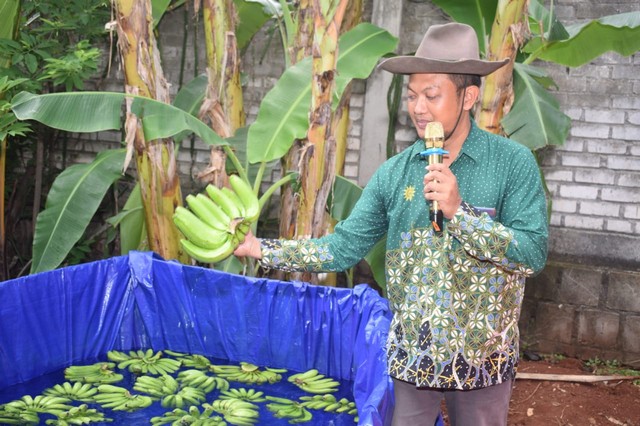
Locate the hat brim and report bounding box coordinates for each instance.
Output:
[377,56,510,76]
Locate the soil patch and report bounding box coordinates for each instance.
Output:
[439,357,640,426]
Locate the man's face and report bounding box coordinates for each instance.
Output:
[407,73,463,140]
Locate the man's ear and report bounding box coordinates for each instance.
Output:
[462,85,480,111]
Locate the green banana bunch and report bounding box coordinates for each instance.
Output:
[178,369,230,393]
[287,369,340,394]
[133,374,206,409]
[219,388,266,403]
[94,384,153,412]
[299,394,358,415]
[150,405,227,425]
[209,362,282,384]
[210,399,260,426]
[0,409,40,425]
[133,374,177,398]
[161,386,206,409]
[265,396,313,424]
[1,395,73,417]
[43,382,97,403]
[107,349,181,375]
[44,403,110,425]
[173,353,212,370]
[64,362,124,384]
[174,174,260,264]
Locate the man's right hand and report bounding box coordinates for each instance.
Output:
[234,230,262,259]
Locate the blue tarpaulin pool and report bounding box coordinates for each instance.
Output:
[0,251,395,425]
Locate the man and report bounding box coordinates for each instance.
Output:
[235,23,548,426]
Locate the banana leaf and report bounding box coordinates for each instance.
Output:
[31,149,127,273]
[429,0,498,55]
[0,0,20,41]
[524,10,640,67]
[501,63,570,150]
[106,183,147,254]
[330,176,386,295]
[246,22,397,164]
[527,0,570,42]
[171,73,208,144]
[11,91,226,147]
[234,0,274,51]
[151,0,172,28]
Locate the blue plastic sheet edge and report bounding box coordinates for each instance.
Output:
[0,251,395,426]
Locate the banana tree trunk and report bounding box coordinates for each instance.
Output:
[278,0,315,244]
[476,0,528,134]
[114,0,187,262]
[197,0,245,186]
[288,0,348,284]
[332,0,362,177]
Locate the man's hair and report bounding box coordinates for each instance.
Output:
[448,73,482,92]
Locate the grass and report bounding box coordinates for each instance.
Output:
[585,357,640,385]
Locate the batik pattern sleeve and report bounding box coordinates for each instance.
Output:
[258,169,390,273]
[447,146,548,276]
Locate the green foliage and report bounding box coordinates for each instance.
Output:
[30,149,126,274]
[501,63,570,150]
[11,22,397,274]
[525,1,640,67]
[40,40,101,91]
[585,357,640,377]
[0,0,109,90]
[0,76,31,140]
[247,23,398,166]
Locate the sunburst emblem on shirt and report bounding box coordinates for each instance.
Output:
[403,185,416,201]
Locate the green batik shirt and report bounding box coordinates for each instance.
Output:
[259,119,548,390]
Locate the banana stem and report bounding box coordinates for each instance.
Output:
[258,172,299,212]
[222,145,248,182]
[253,161,266,195]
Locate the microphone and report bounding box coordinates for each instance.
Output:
[421,122,447,233]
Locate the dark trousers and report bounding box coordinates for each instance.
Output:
[391,377,514,426]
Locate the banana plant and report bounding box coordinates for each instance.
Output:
[11,22,396,273]
[430,0,640,150]
[0,0,23,280]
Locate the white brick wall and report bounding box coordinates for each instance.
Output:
[536,0,640,238]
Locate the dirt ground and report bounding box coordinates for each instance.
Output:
[439,356,640,426]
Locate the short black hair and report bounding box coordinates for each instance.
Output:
[448,74,482,92]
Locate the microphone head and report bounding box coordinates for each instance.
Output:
[425,122,444,149]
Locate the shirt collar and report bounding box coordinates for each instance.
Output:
[412,118,484,163]
[457,119,484,164]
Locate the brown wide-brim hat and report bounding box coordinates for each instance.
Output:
[378,23,509,76]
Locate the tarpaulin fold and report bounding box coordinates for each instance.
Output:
[0,251,394,425]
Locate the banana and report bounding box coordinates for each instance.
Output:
[196,193,233,226]
[180,236,236,264]
[290,408,313,424]
[288,369,319,383]
[222,187,247,217]
[229,174,260,223]
[206,184,242,219]
[173,206,231,250]
[107,350,130,362]
[299,384,339,394]
[186,194,230,232]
